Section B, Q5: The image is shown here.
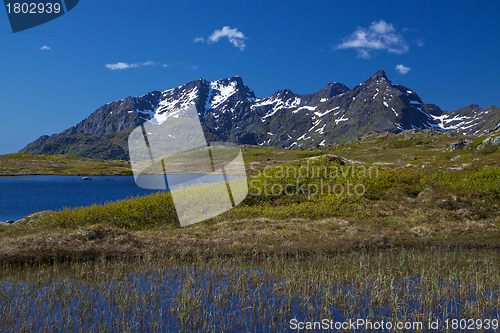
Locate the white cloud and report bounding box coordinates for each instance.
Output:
[40,45,50,50]
[105,61,165,70]
[415,38,425,47]
[395,64,411,75]
[193,37,205,43]
[337,20,409,59]
[106,62,131,70]
[207,26,247,50]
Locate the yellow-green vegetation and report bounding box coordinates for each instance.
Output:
[49,192,178,230]
[1,146,499,261]
[0,152,132,176]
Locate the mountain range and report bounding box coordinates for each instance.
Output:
[22,70,500,160]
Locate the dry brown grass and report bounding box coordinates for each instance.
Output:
[1,207,499,265]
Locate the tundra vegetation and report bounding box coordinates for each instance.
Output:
[1,129,499,331]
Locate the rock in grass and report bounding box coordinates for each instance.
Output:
[478,134,500,150]
[449,139,466,151]
[307,154,347,165]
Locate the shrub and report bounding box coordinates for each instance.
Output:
[48,192,178,230]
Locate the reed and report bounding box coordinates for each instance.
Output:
[0,249,499,332]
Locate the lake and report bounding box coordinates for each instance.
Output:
[0,175,223,222]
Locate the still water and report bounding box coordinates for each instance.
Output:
[0,175,217,222]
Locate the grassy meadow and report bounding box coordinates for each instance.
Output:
[0,153,132,176]
[1,129,500,331]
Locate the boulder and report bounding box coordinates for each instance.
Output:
[307,154,347,165]
[478,135,500,149]
[449,139,466,151]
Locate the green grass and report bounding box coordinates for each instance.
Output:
[0,152,131,176]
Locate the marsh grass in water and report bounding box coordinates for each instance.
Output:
[0,249,499,332]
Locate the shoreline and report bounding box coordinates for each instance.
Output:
[2,216,499,264]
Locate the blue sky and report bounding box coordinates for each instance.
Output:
[1,0,499,154]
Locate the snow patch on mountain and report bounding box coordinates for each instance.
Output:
[153,87,199,125]
[258,96,302,120]
[292,106,317,114]
[428,112,487,132]
[314,106,340,118]
[209,80,238,109]
[334,114,349,125]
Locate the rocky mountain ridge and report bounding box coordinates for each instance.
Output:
[21,70,500,159]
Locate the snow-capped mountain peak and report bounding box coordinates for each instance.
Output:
[151,76,256,124]
[139,72,500,148]
[23,71,499,159]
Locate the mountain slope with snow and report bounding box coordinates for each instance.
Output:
[21,71,500,159]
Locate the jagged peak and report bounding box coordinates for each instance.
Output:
[327,81,348,87]
[190,77,254,97]
[321,82,350,95]
[372,69,388,80]
[421,104,443,117]
[194,76,246,87]
[208,76,256,101]
[298,82,350,105]
[364,70,392,85]
[448,104,481,112]
[269,89,297,101]
[393,84,424,104]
